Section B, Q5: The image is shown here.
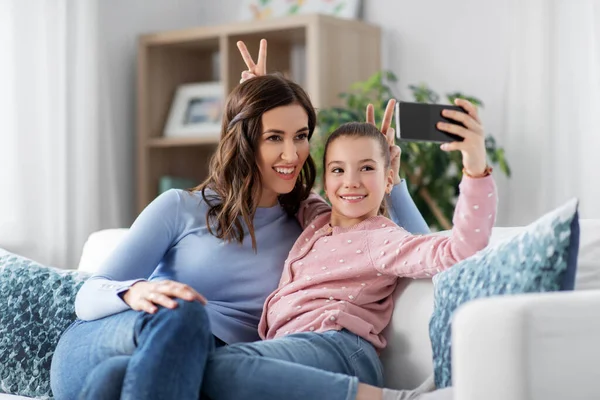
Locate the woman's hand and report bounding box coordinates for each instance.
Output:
[437,98,487,177]
[366,99,402,185]
[122,280,207,314]
[237,39,267,83]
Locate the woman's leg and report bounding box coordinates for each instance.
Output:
[120,298,214,400]
[79,356,131,400]
[202,329,383,400]
[51,298,214,400]
[51,309,138,400]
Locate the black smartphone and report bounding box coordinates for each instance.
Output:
[395,102,466,143]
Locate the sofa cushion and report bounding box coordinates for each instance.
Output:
[574,219,600,290]
[78,228,128,273]
[429,199,580,389]
[0,249,90,399]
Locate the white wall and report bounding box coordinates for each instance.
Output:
[97,0,208,224]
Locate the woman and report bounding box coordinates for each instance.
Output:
[49,44,428,400]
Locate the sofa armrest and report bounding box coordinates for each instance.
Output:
[452,290,600,400]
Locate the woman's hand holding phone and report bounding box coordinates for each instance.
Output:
[437,98,488,177]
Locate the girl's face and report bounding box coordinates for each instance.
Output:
[324,136,394,228]
[257,104,310,207]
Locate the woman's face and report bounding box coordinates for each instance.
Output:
[256,104,310,207]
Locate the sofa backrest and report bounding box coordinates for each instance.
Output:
[380,219,600,390]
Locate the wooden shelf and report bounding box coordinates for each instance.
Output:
[136,14,381,212]
[147,136,220,148]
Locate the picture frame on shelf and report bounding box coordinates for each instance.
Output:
[239,0,361,21]
[164,82,223,138]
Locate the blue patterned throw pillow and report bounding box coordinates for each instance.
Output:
[429,199,580,389]
[0,249,90,399]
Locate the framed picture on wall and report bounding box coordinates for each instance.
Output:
[239,0,362,21]
[164,82,223,138]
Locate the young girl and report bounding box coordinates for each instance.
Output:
[201,105,496,400]
[50,72,428,399]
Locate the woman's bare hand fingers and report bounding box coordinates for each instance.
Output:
[380,99,396,135]
[366,104,375,125]
[256,38,267,75]
[237,39,267,79]
[237,41,256,71]
[147,291,178,309]
[156,281,207,304]
[365,100,396,144]
[239,71,257,84]
[136,299,157,314]
[123,280,207,314]
[385,127,395,146]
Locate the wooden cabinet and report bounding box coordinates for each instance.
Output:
[136,14,381,212]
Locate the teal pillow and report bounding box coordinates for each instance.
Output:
[0,249,90,399]
[429,199,580,389]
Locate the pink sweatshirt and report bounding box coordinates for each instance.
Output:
[258,175,497,350]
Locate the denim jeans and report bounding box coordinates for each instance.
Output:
[50,298,221,400]
[202,329,383,400]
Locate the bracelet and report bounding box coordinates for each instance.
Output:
[462,166,493,178]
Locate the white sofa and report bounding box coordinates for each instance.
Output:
[2,220,600,400]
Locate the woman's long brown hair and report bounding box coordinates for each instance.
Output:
[192,74,317,251]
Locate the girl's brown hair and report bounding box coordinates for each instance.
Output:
[323,122,391,216]
[193,74,317,250]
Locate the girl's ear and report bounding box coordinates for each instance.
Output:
[385,168,394,194]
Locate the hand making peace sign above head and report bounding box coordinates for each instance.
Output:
[366,99,402,185]
[237,39,268,83]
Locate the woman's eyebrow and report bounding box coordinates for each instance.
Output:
[262,127,309,135]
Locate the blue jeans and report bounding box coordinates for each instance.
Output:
[50,299,222,400]
[202,329,383,400]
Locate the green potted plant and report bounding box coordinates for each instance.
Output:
[313,71,511,230]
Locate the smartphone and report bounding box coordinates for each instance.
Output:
[395,102,466,143]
